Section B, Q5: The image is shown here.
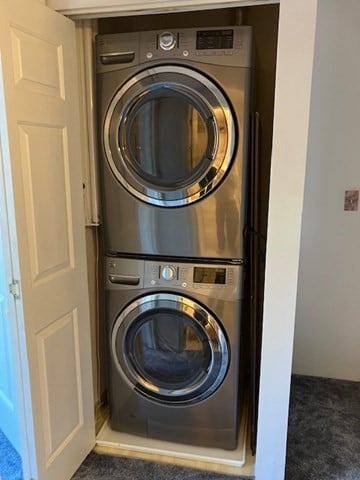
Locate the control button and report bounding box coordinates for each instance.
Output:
[159,31,177,51]
[182,282,187,288]
[150,280,156,285]
[182,50,189,57]
[161,265,176,281]
[146,52,153,59]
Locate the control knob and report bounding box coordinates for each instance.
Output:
[159,31,177,51]
[161,265,176,281]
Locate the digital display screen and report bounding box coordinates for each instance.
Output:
[196,29,234,50]
[193,267,226,284]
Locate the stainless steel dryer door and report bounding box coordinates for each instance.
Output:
[111,293,229,404]
[104,65,235,207]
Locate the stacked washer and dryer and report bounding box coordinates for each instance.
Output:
[96,26,252,450]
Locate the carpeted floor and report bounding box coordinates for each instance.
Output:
[0,429,23,480]
[285,375,360,480]
[71,375,360,480]
[71,455,247,480]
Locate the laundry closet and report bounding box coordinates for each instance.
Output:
[80,4,279,476]
[0,1,358,480]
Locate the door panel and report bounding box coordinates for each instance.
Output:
[10,25,65,99]
[0,1,95,479]
[18,124,74,282]
[37,310,83,464]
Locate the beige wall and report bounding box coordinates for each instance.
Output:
[293,0,360,381]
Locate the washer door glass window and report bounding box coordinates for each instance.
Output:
[112,293,229,404]
[104,65,235,207]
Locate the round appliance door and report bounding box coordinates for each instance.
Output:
[104,65,236,207]
[111,293,229,404]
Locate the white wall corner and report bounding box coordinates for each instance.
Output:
[255,0,319,479]
[293,0,360,382]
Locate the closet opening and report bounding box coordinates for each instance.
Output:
[80,4,279,475]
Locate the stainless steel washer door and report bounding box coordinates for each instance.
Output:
[104,65,235,207]
[111,293,229,404]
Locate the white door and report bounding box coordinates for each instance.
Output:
[0,138,21,455]
[0,1,95,479]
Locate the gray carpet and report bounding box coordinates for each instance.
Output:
[0,429,23,480]
[71,375,360,480]
[71,455,247,480]
[285,375,360,480]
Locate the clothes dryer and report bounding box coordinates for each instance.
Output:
[97,26,252,261]
[105,255,244,449]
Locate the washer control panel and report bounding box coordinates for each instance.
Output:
[143,260,242,300]
[145,263,233,287]
[106,257,243,300]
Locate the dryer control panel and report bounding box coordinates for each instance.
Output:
[139,26,252,67]
[106,256,243,301]
[96,25,252,74]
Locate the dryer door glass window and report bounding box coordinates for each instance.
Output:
[104,65,235,207]
[112,293,229,405]
[128,309,212,390]
[123,87,212,189]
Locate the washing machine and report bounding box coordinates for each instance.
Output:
[105,255,244,449]
[96,26,252,261]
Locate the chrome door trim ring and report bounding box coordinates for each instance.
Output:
[103,65,235,207]
[111,293,229,404]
